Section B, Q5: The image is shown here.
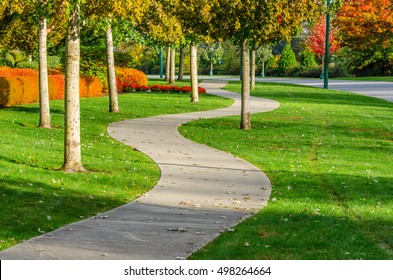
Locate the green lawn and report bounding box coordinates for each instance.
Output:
[0,90,232,251]
[180,82,393,260]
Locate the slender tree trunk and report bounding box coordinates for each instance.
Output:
[38,17,51,128]
[250,48,256,90]
[106,23,119,113]
[209,60,213,76]
[178,46,185,81]
[165,47,170,81]
[62,3,85,173]
[241,39,251,130]
[170,47,176,84]
[190,42,199,103]
[261,61,265,77]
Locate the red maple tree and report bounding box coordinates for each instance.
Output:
[307,16,340,59]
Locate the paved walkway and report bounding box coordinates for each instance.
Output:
[0,80,279,260]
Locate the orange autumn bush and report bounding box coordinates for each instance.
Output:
[0,67,105,107]
[80,75,103,98]
[115,67,148,92]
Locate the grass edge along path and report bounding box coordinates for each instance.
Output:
[0,90,233,251]
[179,81,393,260]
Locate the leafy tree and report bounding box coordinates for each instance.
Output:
[278,43,297,73]
[199,42,223,76]
[335,0,393,75]
[209,0,322,129]
[256,45,273,77]
[307,15,340,61]
[2,0,67,129]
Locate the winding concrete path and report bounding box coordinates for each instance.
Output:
[0,80,279,260]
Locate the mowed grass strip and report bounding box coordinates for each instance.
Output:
[0,90,233,251]
[180,82,393,260]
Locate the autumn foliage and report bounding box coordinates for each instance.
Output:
[334,0,393,74]
[115,67,148,93]
[0,67,105,107]
[307,16,340,59]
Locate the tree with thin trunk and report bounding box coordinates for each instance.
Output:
[257,45,273,78]
[5,0,66,129]
[169,47,176,84]
[209,0,322,129]
[241,39,251,129]
[62,1,86,173]
[165,47,171,81]
[106,22,119,112]
[178,46,185,81]
[190,42,199,102]
[250,48,256,90]
[37,14,51,128]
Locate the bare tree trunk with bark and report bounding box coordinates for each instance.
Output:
[190,42,199,103]
[38,17,51,128]
[250,48,256,90]
[178,46,185,81]
[62,3,86,173]
[106,22,119,112]
[165,47,170,81]
[241,39,251,130]
[170,47,176,84]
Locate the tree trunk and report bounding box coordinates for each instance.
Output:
[165,47,170,81]
[261,61,265,77]
[209,60,213,76]
[241,39,251,130]
[250,48,256,90]
[38,17,51,128]
[62,3,85,173]
[170,47,176,84]
[106,23,119,113]
[190,42,199,103]
[178,46,185,81]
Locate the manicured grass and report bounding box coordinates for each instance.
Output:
[334,76,393,82]
[0,91,232,251]
[180,82,393,260]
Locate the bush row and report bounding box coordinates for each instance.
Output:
[0,66,149,107]
[0,68,105,107]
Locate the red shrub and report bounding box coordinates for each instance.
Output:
[180,86,192,93]
[198,87,207,94]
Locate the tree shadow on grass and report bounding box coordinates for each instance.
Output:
[0,177,125,252]
[2,106,64,115]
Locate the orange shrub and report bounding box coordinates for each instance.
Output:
[116,67,148,89]
[80,75,104,98]
[48,75,65,100]
[0,67,38,77]
[18,76,39,104]
[0,77,22,107]
[0,67,105,107]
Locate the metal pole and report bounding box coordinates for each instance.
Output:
[324,0,331,89]
[159,47,163,79]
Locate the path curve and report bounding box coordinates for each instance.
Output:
[0,80,279,260]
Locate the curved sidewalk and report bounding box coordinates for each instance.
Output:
[0,81,279,260]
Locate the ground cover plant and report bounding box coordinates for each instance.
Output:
[180,82,393,259]
[0,89,232,251]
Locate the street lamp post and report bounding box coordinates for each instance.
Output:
[324,0,331,89]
